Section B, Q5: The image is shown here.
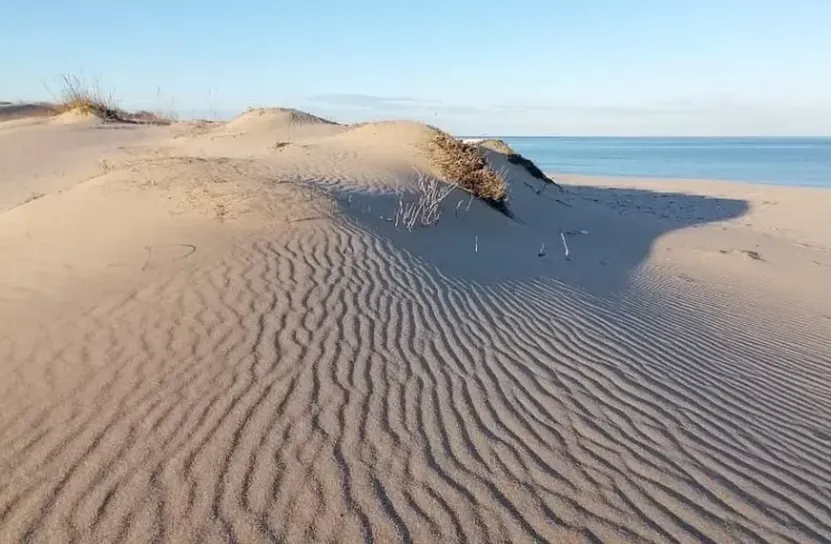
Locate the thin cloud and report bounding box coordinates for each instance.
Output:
[305,93,484,115]
[308,93,427,109]
[299,94,831,136]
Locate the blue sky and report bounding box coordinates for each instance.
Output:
[2,1,829,135]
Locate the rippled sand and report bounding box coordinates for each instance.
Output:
[1,108,830,543]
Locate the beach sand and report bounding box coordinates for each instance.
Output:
[1,107,830,543]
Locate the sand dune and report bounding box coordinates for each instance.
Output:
[0,102,56,123]
[211,107,346,145]
[1,106,830,543]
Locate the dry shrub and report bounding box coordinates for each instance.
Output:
[51,74,171,124]
[428,131,511,216]
[131,110,173,125]
[395,173,455,230]
[52,74,123,120]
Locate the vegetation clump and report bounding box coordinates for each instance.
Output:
[428,131,511,215]
[52,74,170,124]
[478,138,561,189]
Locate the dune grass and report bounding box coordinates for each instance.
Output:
[50,75,171,124]
[428,131,511,216]
[477,138,515,155]
[506,153,562,189]
[478,138,562,190]
[52,74,123,119]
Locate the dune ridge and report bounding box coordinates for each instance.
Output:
[1,105,830,543]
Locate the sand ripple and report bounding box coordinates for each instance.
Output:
[2,217,830,543]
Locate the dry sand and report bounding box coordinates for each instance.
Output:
[1,107,830,543]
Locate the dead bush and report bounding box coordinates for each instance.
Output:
[428,131,511,216]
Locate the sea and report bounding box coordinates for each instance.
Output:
[474,137,831,188]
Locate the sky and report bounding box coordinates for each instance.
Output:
[2,0,830,136]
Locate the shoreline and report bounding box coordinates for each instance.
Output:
[489,135,831,190]
[548,171,831,192]
[547,170,831,322]
[550,171,831,246]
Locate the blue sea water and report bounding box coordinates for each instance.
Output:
[490,137,831,188]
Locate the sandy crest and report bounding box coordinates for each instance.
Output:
[1,108,830,543]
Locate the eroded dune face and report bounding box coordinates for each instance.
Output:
[1,108,830,543]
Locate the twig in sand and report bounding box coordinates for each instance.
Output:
[474,235,479,253]
[560,231,570,260]
[538,242,546,257]
[287,216,325,224]
[399,196,419,230]
[394,197,403,227]
[418,172,455,225]
[454,194,473,217]
[393,172,455,231]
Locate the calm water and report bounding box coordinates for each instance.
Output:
[490,137,831,188]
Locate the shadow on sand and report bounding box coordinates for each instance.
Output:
[339,181,750,299]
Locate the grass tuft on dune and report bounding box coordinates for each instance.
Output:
[51,74,171,125]
[478,138,562,190]
[477,138,515,155]
[53,74,123,120]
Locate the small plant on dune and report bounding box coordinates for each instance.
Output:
[118,88,179,125]
[51,74,123,120]
[48,74,172,124]
[394,172,455,230]
[427,131,511,216]
[129,110,173,125]
[477,138,515,155]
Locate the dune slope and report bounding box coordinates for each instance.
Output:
[1,109,830,543]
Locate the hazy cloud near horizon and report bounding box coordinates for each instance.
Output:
[296,93,831,136]
[4,2,829,136]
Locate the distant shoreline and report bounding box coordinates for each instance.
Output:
[463,135,831,139]
[494,136,831,189]
[464,134,830,188]
[547,171,831,190]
